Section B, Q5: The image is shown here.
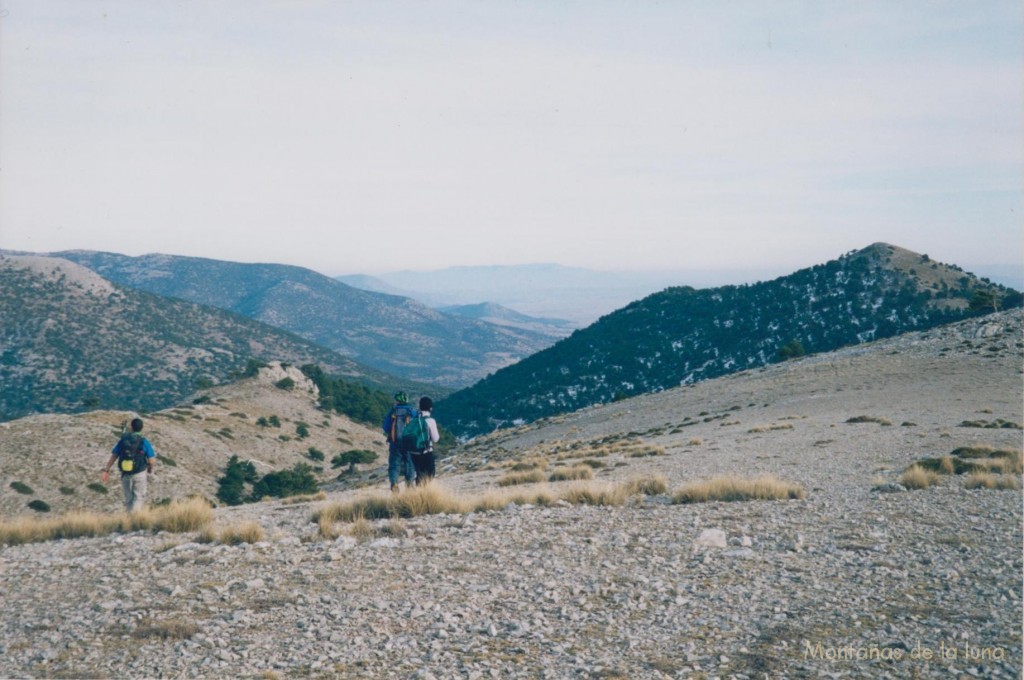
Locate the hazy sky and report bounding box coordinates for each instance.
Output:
[1,1,1021,277]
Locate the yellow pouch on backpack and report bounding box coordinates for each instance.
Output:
[120,459,134,473]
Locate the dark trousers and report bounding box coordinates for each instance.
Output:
[411,451,435,483]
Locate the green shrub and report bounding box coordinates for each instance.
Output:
[296,423,310,439]
[160,455,178,467]
[275,377,295,390]
[307,447,325,462]
[332,449,378,474]
[216,455,258,506]
[27,500,51,513]
[59,486,76,495]
[10,481,33,495]
[87,482,108,494]
[250,464,318,501]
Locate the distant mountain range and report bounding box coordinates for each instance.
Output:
[438,243,1022,437]
[0,255,410,422]
[438,302,573,338]
[338,264,693,326]
[339,260,1024,327]
[32,250,556,388]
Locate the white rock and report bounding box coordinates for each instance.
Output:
[693,529,727,549]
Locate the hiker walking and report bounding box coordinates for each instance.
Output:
[102,417,156,511]
[411,396,441,485]
[382,392,417,492]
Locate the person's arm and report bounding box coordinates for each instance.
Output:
[144,439,156,474]
[427,418,440,444]
[103,453,118,474]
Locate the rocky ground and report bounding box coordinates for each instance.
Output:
[0,310,1021,679]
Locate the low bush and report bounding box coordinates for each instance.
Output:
[846,416,893,426]
[59,486,76,495]
[10,481,33,495]
[27,500,51,513]
[86,483,108,494]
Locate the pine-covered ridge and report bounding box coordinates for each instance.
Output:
[42,250,554,388]
[0,255,415,422]
[439,243,1022,437]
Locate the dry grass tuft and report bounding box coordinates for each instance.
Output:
[548,465,595,482]
[497,470,547,487]
[559,483,629,506]
[900,465,941,490]
[347,514,374,542]
[467,487,557,513]
[687,438,703,446]
[672,475,805,504]
[132,618,199,640]
[964,473,1021,490]
[746,423,794,434]
[622,475,669,497]
[0,498,214,546]
[508,457,549,472]
[315,478,669,536]
[281,491,327,505]
[219,521,265,545]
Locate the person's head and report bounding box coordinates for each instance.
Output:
[393,391,408,405]
[419,396,433,412]
[130,418,144,432]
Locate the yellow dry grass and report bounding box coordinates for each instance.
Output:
[314,476,673,537]
[0,498,213,546]
[964,473,1021,490]
[672,475,805,504]
[548,465,595,482]
[497,470,547,487]
[219,521,265,545]
[900,465,941,490]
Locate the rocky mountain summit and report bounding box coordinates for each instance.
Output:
[0,310,1020,678]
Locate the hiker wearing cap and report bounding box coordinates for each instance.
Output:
[382,392,417,492]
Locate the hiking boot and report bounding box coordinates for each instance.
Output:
[390,484,399,494]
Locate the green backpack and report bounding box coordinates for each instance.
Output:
[399,415,431,454]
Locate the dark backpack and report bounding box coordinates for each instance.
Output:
[116,433,148,475]
[388,405,417,446]
[400,415,431,454]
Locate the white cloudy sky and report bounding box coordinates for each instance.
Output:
[1,1,1021,278]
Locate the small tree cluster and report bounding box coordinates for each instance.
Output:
[216,455,258,506]
[332,449,378,474]
[216,456,318,505]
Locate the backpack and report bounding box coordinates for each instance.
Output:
[400,415,431,454]
[388,405,417,445]
[116,433,148,475]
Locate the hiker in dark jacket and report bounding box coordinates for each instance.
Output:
[411,396,441,485]
[382,392,417,492]
[102,417,156,511]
